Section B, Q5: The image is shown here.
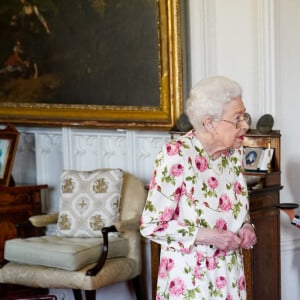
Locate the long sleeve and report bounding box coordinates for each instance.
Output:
[140,141,198,252]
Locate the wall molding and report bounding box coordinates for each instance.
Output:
[257,0,278,119]
[188,0,216,86]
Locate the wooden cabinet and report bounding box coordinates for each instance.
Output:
[245,186,281,300]
[0,184,48,299]
[151,130,282,300]
[243,130,281,300]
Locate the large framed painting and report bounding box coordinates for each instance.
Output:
[0,0,184,129]
[0,124,19,186]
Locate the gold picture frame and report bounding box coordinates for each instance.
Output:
[0,0,183,130]
[0,124,19,186]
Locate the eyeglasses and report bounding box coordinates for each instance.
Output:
[220,113,250,129]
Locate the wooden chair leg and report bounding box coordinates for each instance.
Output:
[132,276,143,300]
[0,283,8,299]
[72,289,83,300]
[85,290,96,300]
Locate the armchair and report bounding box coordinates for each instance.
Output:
[0,169,147,300]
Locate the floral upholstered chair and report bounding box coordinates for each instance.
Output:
[0,169,147,300]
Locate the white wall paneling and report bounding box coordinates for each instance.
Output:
[13,131,36,185]
[188,0,217,85]
[214,0,258,116]
[257,0,278,120]
[35,129,63,212]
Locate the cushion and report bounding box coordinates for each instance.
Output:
[57,168,123,237]
[4,235,129,271]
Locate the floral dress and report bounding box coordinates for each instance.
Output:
[140,130,249,300]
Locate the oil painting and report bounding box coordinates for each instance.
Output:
[0,0,183,129]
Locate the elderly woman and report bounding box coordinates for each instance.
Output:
[140,76,257,300]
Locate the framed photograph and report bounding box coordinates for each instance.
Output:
[244,147,264,171]
[244,146,275,172]
[0,0,183,129]
[0,124,19,186]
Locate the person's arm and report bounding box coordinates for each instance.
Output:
[140,144,198,252]
[237,218,257,249]
[33,5,50,34]
[195,227,242,251]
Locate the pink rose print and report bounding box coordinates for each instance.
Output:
[179,247,191,254]
[214,249,227,258]
[169,277,186,296]
[160,208,174,222]
[173,187,182,202]
[219,194,232,211]
[185,186,195,204]
[196,251,204,264]
[156,296,162,300]
[166,142,180,156]
[234,181,242,194]
[158,257,175,279]
[174,205,180,219]
[215,276,226,288]
[208,176,218,189]
[190,186,194,194]
[186,192,195,204]
[238,276,246,290]
[215,218,227,230]
[206,256,217,270]
[193,265,202,280]
[195,155,208,172]
[170,164,184,176]
[178,241,191,254]
[173,182,186,203]
[225,295,233,300]
[149,172,156,189]
[181,182,187,194]
[154,222,168,232]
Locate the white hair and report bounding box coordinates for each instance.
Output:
[185,76,242,131]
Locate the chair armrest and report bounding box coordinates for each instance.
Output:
[29,213,59,227]
[16,219,45,238]
[86,225,117,276]
[115,218,139,232]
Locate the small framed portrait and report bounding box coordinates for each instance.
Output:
[244,147,264,171]
[0,124,19,186]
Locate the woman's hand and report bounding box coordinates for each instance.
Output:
[195,228,243,251]
[237,223,257,249]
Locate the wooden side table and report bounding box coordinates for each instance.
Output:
[0,184,48,299]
